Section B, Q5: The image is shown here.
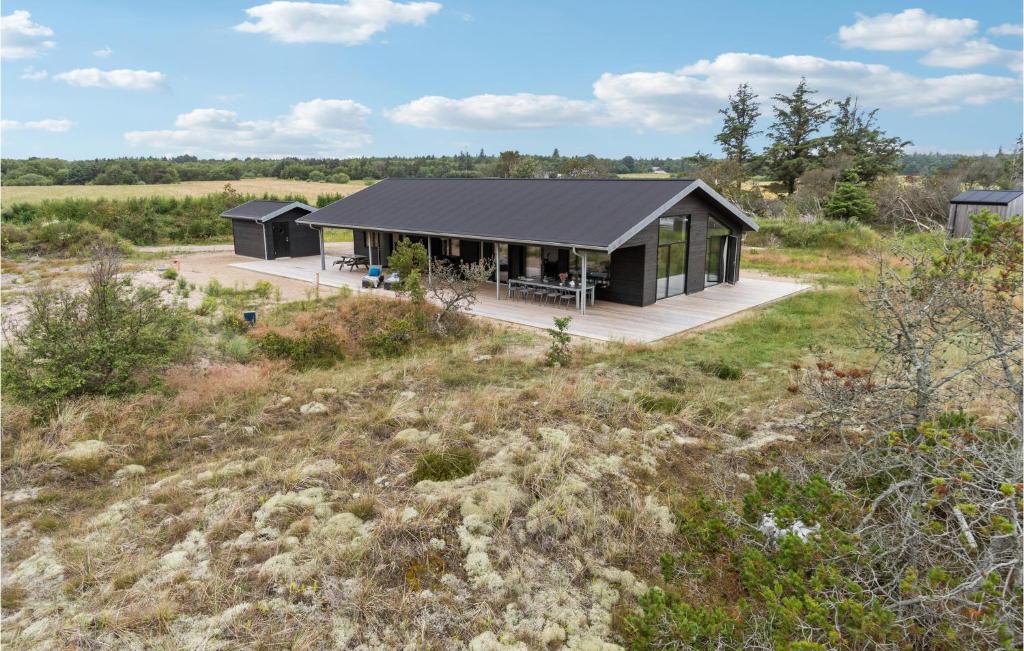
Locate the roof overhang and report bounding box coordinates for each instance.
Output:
[220,201,316,223]
[605,179,758,252]
[294,218,612,252]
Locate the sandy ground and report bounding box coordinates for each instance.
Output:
[0,245,355,331]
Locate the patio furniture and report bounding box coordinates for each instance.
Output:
[333,254,370,271]
[506,276,596,311]
[361,265,383,288]
[557,291,575,308]
[382,271,402,291]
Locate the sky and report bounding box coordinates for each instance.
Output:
[1,1,1022,160]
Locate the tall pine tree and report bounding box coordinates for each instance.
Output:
[715,83,762,165]
[764,78,832,194]
[824,97,909,184]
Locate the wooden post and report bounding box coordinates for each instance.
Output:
[427,237,432,287]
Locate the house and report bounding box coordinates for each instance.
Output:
[220,200,320,260]
[947,189,1023,238]
[296,178,758,308]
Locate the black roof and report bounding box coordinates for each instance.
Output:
[220,200,315,222]
[299,178,757,251]
[950,189,1023,205]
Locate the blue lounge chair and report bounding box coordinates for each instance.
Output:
[362,265,383,288]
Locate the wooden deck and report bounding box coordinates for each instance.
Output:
[230,254,809,343]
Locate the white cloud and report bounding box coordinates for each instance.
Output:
[989,23,1023,37]
[235,0,441,45]
[124,99,372,157]
[1,10,55,59]
[387,94,602,129]
[1,118,73,132]
[390,52,1021,132]
[93,45,113,57]
[20,65,48,80]
[838,9,977,51]
[920,38,1021,71]
[54,68,166,91]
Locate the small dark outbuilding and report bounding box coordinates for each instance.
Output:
[221,200,320,259]
[947,190,1023,238]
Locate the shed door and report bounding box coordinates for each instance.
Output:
[272,222,290,258]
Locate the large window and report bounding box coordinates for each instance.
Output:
[525,245,542,277]
[705,216,730,285]
[656,216,689,299]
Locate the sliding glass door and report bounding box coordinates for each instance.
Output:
[656,216,688,299]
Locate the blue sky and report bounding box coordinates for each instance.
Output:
[2,1,1022,160]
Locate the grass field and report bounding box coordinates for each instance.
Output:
[1,177,368,208]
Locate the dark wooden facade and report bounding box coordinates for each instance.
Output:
[228,207,320,260]
[349,190,747,307]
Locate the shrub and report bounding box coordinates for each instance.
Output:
[161,267,178,280]
[636,393,683,414]
[745,218,881,251]
[253,330,342,369]
[1,220,131,257]
[363,318,414,358]
[696,360,742,380]
[412,447,479,482]
[220,334,254,363]
[328,172,351,184]
[343,496,378,520]
[1,251,194,413]
[7,173,52,186]
[823,176,877,221]
[545,316,573,366]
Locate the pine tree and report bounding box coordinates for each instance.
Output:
[715,83,762,165]
[823,172,877,221]
[825,97,909,184]
[764,78,832,194]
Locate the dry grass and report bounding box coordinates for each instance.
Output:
[0,281,866,647]
[1,177,365,208]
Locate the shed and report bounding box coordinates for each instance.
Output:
[220,200,320,259]
[947,190,1023,238]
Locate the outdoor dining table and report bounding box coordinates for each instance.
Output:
[506,276,596,310]
[332,254,370,271]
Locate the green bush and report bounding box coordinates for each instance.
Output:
[1,220,131,257]
[412,447,479,482]
[7,173,52,186]
[696,360,742,380]
[636,393,683,414]
[220,334,254,363]
[746,219,881,252]
[253,322,343,369]
[0,191,309,246]
[328,172,351,184]
[363,318,414,358]
[824,177,878,221]
[2,254,193,413]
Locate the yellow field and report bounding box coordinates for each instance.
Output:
[1,177,367,208]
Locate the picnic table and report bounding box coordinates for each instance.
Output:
[332,254,370,271]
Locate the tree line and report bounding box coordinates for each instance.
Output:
[3,141,1018,191]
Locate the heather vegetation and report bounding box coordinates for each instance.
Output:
[1,211,1018,648]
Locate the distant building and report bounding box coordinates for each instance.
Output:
[947,190,1023,237]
